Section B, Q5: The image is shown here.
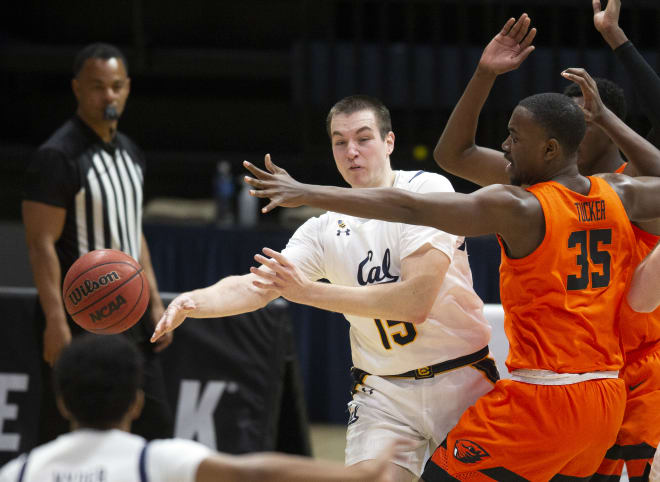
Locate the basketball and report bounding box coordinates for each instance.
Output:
[62,249,150,334]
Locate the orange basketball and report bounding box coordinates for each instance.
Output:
[62,249,150,334]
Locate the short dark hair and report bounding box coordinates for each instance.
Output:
[73,43,128,77]
[326,95,392,140]
[563,77,627,121]
[54,334,143,429]
[518,92,587,156]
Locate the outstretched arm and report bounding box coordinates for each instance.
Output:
[150,272,279,342]
[244,156,543,259]
[627,241,660,313]
[434,14,536,187]
[562,68,660,178]
[197,441,398,482]
[594,0,660,146]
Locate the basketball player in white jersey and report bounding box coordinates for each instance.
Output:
[152,95,497,481]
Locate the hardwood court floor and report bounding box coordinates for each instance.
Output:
[310,424,346,462]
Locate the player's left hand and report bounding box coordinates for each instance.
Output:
[478,13,536,76]
[561,68,606,124]
[243,154,308,213]
[250,247,310,303]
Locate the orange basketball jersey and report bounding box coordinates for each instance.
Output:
[613,164,660,357]
[499,177,636,373]
[620,225,660,357]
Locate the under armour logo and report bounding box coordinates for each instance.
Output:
[337,220,350,236]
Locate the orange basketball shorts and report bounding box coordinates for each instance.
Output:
[593,346,660,480]
[422,377,626,481]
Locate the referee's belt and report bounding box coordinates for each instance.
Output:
[352,345,491,381]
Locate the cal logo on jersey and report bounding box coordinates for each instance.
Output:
[337,219,350,236]
[453,439,490,463]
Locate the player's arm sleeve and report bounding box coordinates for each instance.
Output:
[399,173,459,261]
[615,41,660,140]
[23,148,79,207]
[148,439,213,482]
[280,216,326,281]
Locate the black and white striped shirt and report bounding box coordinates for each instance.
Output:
[24,116,146,276]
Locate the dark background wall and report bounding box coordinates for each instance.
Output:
[2,0,660,223]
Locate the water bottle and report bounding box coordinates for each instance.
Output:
[237,173,259,227]
[214,161,235,225]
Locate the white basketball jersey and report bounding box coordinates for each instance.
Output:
[282,170,491,375]
[0,430,211,482]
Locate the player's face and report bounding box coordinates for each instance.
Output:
[73,57,130,126]
[570,96,610,175]
[502,106,549,187]
[330,110,395,188]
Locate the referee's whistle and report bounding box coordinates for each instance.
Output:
[103,105,119,121]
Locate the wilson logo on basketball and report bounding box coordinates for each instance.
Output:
[89,294,127,324]
[67,271,121,306]
[453,439,490,464]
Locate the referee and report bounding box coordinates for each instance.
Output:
[22,43,173,445]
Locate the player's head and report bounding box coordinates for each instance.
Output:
[72,43,131,125]
[54,334,144,430]
[563,78,626,174]
[326,95,395,189]
[502,92,586,186]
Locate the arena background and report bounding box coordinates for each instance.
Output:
[0,0,659,469]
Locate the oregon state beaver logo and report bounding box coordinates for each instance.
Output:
[453,439,489,463]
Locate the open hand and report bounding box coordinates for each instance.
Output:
[243,154,307,213]
[151,294,196,343]
[250,248,310,303]
[561,68,606,124]
[479,13,537,76]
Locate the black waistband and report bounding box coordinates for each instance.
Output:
[352,345,490,382]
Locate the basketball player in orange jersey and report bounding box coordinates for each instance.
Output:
[435,0,660,478]
[242,14,660,480]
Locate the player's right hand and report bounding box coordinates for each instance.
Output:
[243,154,307,213]
[478,13,536,76]
[151,294,196,342]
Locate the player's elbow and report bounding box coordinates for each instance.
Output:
[433,143,456,171]
[433,139,471,174]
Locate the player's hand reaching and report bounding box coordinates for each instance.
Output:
[150,294,196,343]
[592,0,628,49]
[243,154,308,213]
[250,248,311,304]
[561,68,607,124]
[478,13,536,76]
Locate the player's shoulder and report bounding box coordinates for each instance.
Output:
[0,453,26,481]
[394,170,454,194]
[38,118,89,157]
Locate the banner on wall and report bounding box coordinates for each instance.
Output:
[0,288,310,466]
